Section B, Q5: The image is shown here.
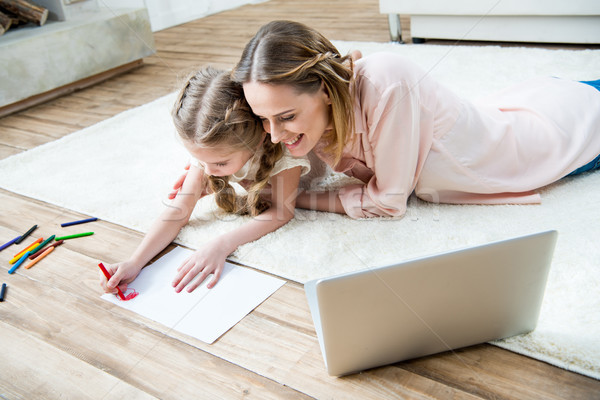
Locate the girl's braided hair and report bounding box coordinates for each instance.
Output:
[172,66,283,216]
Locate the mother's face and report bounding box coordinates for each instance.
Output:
[243,81,333,157]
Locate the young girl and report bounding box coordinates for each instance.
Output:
[100,66,314,295]
[231,20,600,218]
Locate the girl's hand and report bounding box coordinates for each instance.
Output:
[99,260,143,295]
[171,243,229,292]
[168,163,191,200]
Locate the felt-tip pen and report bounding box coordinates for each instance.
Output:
[60,217,98,227]
[98,263,126,300]
[0,236,20,252]
[0,283,6,302]
[8,252,31,274]
[15,225,37,244]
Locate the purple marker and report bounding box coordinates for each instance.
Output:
[0,236,20,252]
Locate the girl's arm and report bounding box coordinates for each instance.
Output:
[100,165,207,294]
[172,166,303,292]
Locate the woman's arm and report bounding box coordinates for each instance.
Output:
[335,64,426,218]
[295,189,346,214]
[168,162,190,200]
[171,166,303,292]
[100,165,207,294]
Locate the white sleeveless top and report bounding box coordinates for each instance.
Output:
[191,146,312,183]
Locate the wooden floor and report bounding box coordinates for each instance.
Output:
[1,1,599,398]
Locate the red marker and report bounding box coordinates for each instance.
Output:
[98,262,126,300]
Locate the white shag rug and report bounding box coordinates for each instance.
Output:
[1,41,599,380]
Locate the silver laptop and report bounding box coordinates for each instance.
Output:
[305,230,557,376]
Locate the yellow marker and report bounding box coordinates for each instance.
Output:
[10,237,43,264]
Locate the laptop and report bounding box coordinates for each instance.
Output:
[304,230,557,376]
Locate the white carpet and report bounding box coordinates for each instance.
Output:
[1,41,599,379]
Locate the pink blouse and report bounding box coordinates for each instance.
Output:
[315,53,600,218]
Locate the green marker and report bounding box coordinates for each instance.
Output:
[54,232,94,241]
[28,235,56,255]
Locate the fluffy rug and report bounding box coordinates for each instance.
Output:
[1,41,599,379]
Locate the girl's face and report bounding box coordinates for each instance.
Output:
[185,143,253,177]
[243,81,333,157]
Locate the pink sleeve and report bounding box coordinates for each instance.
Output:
[338,80,432,218]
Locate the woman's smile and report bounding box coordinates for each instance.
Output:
[243,81,332,157]
[283,133,304,149]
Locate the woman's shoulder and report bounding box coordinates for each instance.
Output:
[357,51,406,63]
[354,52,428,94]
[356,52,424,75]
[352,52,428,104]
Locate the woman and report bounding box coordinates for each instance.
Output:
[175,20,600,219]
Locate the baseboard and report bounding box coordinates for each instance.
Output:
[0,60,143,118]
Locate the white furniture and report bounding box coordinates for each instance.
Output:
[101,0,268,32]
[380,0,600,44]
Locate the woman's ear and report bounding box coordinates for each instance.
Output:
[320,81,332,105]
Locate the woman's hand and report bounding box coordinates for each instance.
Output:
[168,162,213,200]
[99,260,143,295]
[171,241,231,292]
[168,163,191,200]
[349,49,362,61]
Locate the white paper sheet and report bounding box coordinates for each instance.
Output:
[101,246,286,344]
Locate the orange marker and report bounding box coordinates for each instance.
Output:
[10,237,43,264]
[24,246,54,269]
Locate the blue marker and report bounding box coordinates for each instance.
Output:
[8,251,31,274]
[60,217,98,227]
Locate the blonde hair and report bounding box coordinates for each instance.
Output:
[172,66,283,216]
[232,20,355,166]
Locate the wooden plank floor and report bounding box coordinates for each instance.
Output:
[1,0,599,398]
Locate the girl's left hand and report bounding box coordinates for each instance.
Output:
[171,242,229,292]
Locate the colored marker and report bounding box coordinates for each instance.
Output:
[25,246,54,269]
[61,217,98,227]
[28,235,55,256]
[10,238,43,264]
[29,240,64,260]
[8,252,31,274]
[0,283,6,302]
[98,262,125,300]
[15,225,37,244]
[0,236,20,252]
[54,232,94,241]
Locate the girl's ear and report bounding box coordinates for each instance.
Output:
[320,81,332,105]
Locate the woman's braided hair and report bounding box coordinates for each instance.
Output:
[172,66,283,216]
[232,20,355,166]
